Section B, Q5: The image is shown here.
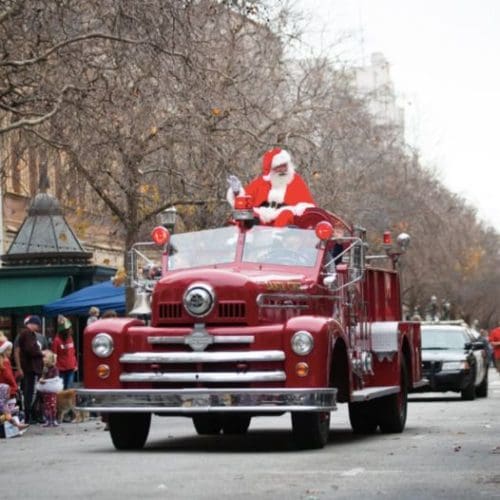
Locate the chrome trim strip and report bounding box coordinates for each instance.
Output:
[120,370,286,383]
[148,335,255,345]
[76,388,337,413]
[350,385,399,402]
[120,350,285,364]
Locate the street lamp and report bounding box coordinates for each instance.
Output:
[160,206,177,233]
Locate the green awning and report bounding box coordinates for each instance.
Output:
[0,276,69,315]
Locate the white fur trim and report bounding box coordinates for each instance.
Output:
[290,202,315,216]
[271,150,291,169]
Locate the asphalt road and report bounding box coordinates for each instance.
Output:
[2,369,500,500]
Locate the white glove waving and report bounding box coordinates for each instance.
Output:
[227,175,242,194]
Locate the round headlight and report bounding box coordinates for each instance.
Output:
[91,333,114,358]
[291,330,314,356]
[183,283,215,317]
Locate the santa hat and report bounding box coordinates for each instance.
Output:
[262,148,292,181]
[0,340,13,355]
[24,315,42,327]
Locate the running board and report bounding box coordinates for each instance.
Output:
[351,386,399,402]
[411,378,429,389]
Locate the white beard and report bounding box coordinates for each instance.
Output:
[268,165,294,205]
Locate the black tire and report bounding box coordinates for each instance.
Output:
[378,359,408,433]
[221,415,251,435]
[291,411,330,449]
[476,370,488,398]
[192,415,223,435]
[109,412,151,450]
[461,370,476,401]
[348,401,379,434]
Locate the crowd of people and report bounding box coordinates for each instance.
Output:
[0,307,117,438]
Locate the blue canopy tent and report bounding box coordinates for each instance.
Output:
[43,280,125,317]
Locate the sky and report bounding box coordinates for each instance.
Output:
[294,0,500,230]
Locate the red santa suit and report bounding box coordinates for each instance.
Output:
[227,148,315,226]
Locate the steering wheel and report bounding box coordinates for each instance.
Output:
[262,249,310,265]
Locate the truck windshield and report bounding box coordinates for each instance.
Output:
[169,226,239,270]
[242,226,319,267]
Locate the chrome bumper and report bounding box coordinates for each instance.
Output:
[76,388,337,413]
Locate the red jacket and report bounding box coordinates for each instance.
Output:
[489,327,500,357]
[0,358,18,397]
[52,334,78,371]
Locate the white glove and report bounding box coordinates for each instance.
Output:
[227,175,242,194]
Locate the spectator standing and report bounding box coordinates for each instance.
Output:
[87,306,100,326]
[38,350,61,427]
[17,315,44,424]
[488,324,500,374]
[52,315,78,390]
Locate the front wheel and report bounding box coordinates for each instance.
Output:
[109,412,151,450]
[291,411,330,449]
[348,400,379,434]
[192,415,222,435]
[378,359,408,434]
[475,370,488,398]
[221,415,251,435]
[461,368,476,401]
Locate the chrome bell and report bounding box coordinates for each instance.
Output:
[129,289,152,316]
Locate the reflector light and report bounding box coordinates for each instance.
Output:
[383,230,392,246]
[97,364,110,379]
[296,362,309,377]
[151,226,170,246]
[234,195,253,210]
[315,221,334,241]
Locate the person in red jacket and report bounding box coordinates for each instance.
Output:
[52,315,78,389]
[0,340,29,431]
[227,148,316,226]
[489,324,500,373]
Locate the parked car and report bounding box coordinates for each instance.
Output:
[420,322,488,400]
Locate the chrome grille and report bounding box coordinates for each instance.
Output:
[218,301,246,319]
[159,302,182,319]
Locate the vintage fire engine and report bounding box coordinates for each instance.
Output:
[77,201,423,450]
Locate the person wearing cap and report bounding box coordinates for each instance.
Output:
[52,315,78,390]
[16,315,44,424]
[227,148,316,226]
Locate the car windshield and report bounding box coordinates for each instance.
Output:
[242,226,319,267]
[421,328,469,350]
[169,226,238,270]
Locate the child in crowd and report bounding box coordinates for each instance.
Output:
[0,341,29,432]
[38,350,61,427]
[87,306,100,326]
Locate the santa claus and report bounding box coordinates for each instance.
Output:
[227,148,316,226]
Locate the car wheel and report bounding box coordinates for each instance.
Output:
[109,412,151,450]
[348,400,378,434]
[378,358,408,433]
[221,414,251,434]
[475,370,488,398]
[461,369,476,401]
[291,411,330,449]
[192,415,222,435]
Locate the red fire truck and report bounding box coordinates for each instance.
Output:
[77,204,424,450]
